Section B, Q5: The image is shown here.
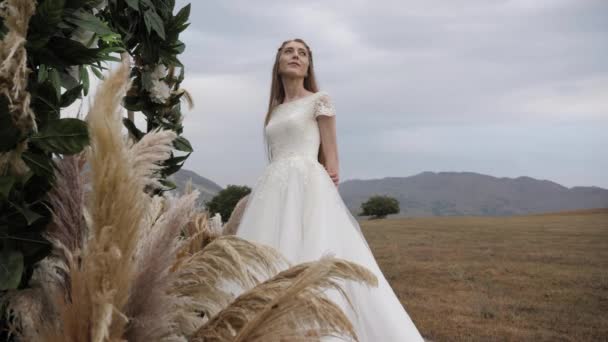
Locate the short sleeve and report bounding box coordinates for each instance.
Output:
[314,92,336,118]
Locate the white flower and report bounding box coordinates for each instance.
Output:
[143,64,171,103]
[149,79,171,103]
[150,64,167,79]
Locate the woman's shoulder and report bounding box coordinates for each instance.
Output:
[312,90,332,104]
[314,90,329,97]
[312,91,336,118]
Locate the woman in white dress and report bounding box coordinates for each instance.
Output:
[235,38,425,341]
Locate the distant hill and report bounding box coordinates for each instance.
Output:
[82,163,223,208]
[175,169,608,217]
[337,171,608,217]
[531,207,608,216]
[169,169,223,207]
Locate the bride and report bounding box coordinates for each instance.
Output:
[233,38,425,341]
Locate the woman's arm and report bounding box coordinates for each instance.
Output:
[317,116,339,187]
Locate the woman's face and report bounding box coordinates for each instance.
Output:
[278,41,310,79]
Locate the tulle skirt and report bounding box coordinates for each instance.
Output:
[236,155,425,341]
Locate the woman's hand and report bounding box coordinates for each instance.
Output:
[325,166,339,187]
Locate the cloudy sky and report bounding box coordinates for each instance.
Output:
[169,0,607,189]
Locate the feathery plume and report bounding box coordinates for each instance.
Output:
[192,255,378,342]
[3,155,86,340]
[222,194,250,235]
[128,128,177,188]
[0,0,36,175]
[170,236,289,337]
[46,154,88,256]
[174,211,218,262]
[124,191,200,341]
[40,58,146,341]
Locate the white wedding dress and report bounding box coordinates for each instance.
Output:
[235,91,424,341]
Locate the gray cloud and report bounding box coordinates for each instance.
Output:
[173,0,608,189]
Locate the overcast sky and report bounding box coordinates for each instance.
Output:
[168,0,607,189]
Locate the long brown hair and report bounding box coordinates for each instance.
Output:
[263,38,323,163]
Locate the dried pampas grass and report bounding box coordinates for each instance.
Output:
[47,155,88,258]
[170,235,290,333]
[40,57,182,341]
[3,155,87,341]
[128,128,177,189]
[222,194,250,235]
[0,0,36,132]
[192,255,378,342]
[124,191,199,341]
[173,210,220,266]
[0,0,36,176]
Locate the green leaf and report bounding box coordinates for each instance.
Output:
[123,95,144,111]
[33,0,66,28]
[80,66,90,96]
[159,52,183,67]
[21,151,55,180]
[171,41,185,54]
[99,32,123,45]
[32,81,61,125]
[98,46,127,55]
[173,4,190,27]
[122,117,144,140]
[90,65,104,79]
[59,68,80,90]
[64,10,115,36]
[47,36,101,66]
[27,0,65,48]
[0,176,15,199]
[19,171,34,190]
[176,22,190,34]
[125,0,140,11]
[0,96,20,152]
[59,84,83,108]
[30,118,89,154]
[0,248,23,290]
[29,43,65,67]
[141,0,155,9]
[173,136,192,152]
[37,64,48,83]
[8,201,44,226]
[48,68,62,99]
[144,9,166,40]
[103,55,122,62]
[158,178,177,191]
[165,153,190,165]
[0,17,7,40]
[154,0,172,19]
[141,34,160,64]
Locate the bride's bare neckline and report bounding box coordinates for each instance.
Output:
[279,91,322,106]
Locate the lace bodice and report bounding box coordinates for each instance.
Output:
[265,91,336,163]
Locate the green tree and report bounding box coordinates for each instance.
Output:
[205,185,251,224]
[359,195,400,219]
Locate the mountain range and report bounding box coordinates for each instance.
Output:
[170,168,223,206]
[173,169,608,217]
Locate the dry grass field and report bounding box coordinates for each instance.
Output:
[360,208,608,341]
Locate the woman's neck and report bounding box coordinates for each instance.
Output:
[282,78,309,101]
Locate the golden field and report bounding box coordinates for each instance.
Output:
[360,208,608,342]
